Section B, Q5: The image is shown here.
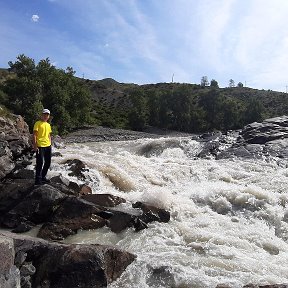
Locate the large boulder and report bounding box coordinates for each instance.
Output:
[0,114,32,180]
[38,197,106,241]
[1,231,136,288]
[240,116,288,144]
[1,184,67,231]
[0,234,20,288]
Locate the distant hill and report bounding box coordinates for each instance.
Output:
[1,64,288,133]
[83,77,288,117]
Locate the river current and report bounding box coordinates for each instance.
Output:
[49,136,288,288]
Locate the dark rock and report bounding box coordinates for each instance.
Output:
[14,251,27,266]
[107,211,135,233]
[20,262,36,276]
[0,179,35,215]
[82,193,126,207]
[11,168,34,179]
[1,231,136,288]
[132,201,170,224]
[12,221,35,233]
[21,276,32,288]
[50,175,81,196]
[1,184,67,229]
[65,159,88,180]
[37,197,106,240]
[133,217,148,231]
[241,116,288,144]
[52,151,63,157]
[51,175,92,195]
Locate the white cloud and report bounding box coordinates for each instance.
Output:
[31,15,40,22]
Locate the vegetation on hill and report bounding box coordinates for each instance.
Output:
[0,55,92,134]
[1,54,288,135]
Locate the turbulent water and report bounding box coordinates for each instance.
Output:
[50,136,288,288]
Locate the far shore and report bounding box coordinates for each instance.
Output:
[63,125,195,143]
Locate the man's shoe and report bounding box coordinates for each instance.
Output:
[42,178,51,184]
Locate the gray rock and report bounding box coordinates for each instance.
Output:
[0,235,21,288]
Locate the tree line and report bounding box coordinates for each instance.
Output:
[0,54,92,134]
[122,84,265,132]
[1,54,287,135]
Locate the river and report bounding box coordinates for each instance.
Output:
[49,136,288,288]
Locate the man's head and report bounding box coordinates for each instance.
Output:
[41,108,50,122]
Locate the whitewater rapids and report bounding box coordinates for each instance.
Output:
[49,136,288,288]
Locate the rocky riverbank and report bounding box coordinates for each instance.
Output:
[63,125,194,143]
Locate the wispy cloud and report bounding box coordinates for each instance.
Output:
[31,14,40,22]
[1,0,288,90]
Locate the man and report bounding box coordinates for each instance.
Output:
[33,108,52,185]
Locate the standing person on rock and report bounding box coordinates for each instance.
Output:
[33,109,52,185]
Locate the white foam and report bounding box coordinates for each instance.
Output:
[52,138,288,287]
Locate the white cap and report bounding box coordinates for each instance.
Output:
[42,109,50,114]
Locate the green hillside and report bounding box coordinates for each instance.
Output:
[1,54,288,134]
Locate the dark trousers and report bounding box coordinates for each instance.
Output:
[35,146,52,182]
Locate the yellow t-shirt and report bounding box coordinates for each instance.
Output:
[33,121,52,147]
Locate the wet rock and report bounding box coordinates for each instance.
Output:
[82,193,126,207]
[107,211,135,233]
[50,175,84,196]
[147,265,176,288]
[132,201,170,224]
[65,159,88,180]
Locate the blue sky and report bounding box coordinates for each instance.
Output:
[1,0,288,91]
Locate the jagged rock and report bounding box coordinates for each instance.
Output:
[0,114,32,180]
[0,179,35,215]
[0,234,20,288]
[37,197,106,240]
[241,116,288,144]
[50,175,86,196]
[65,159,88,180]
[132,201,170,224]
[1,231,136,288]
[82,193,126,207]
[107,211,135,233]
[1,184,67,230]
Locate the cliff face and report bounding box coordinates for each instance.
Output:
[0,114,32,179]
